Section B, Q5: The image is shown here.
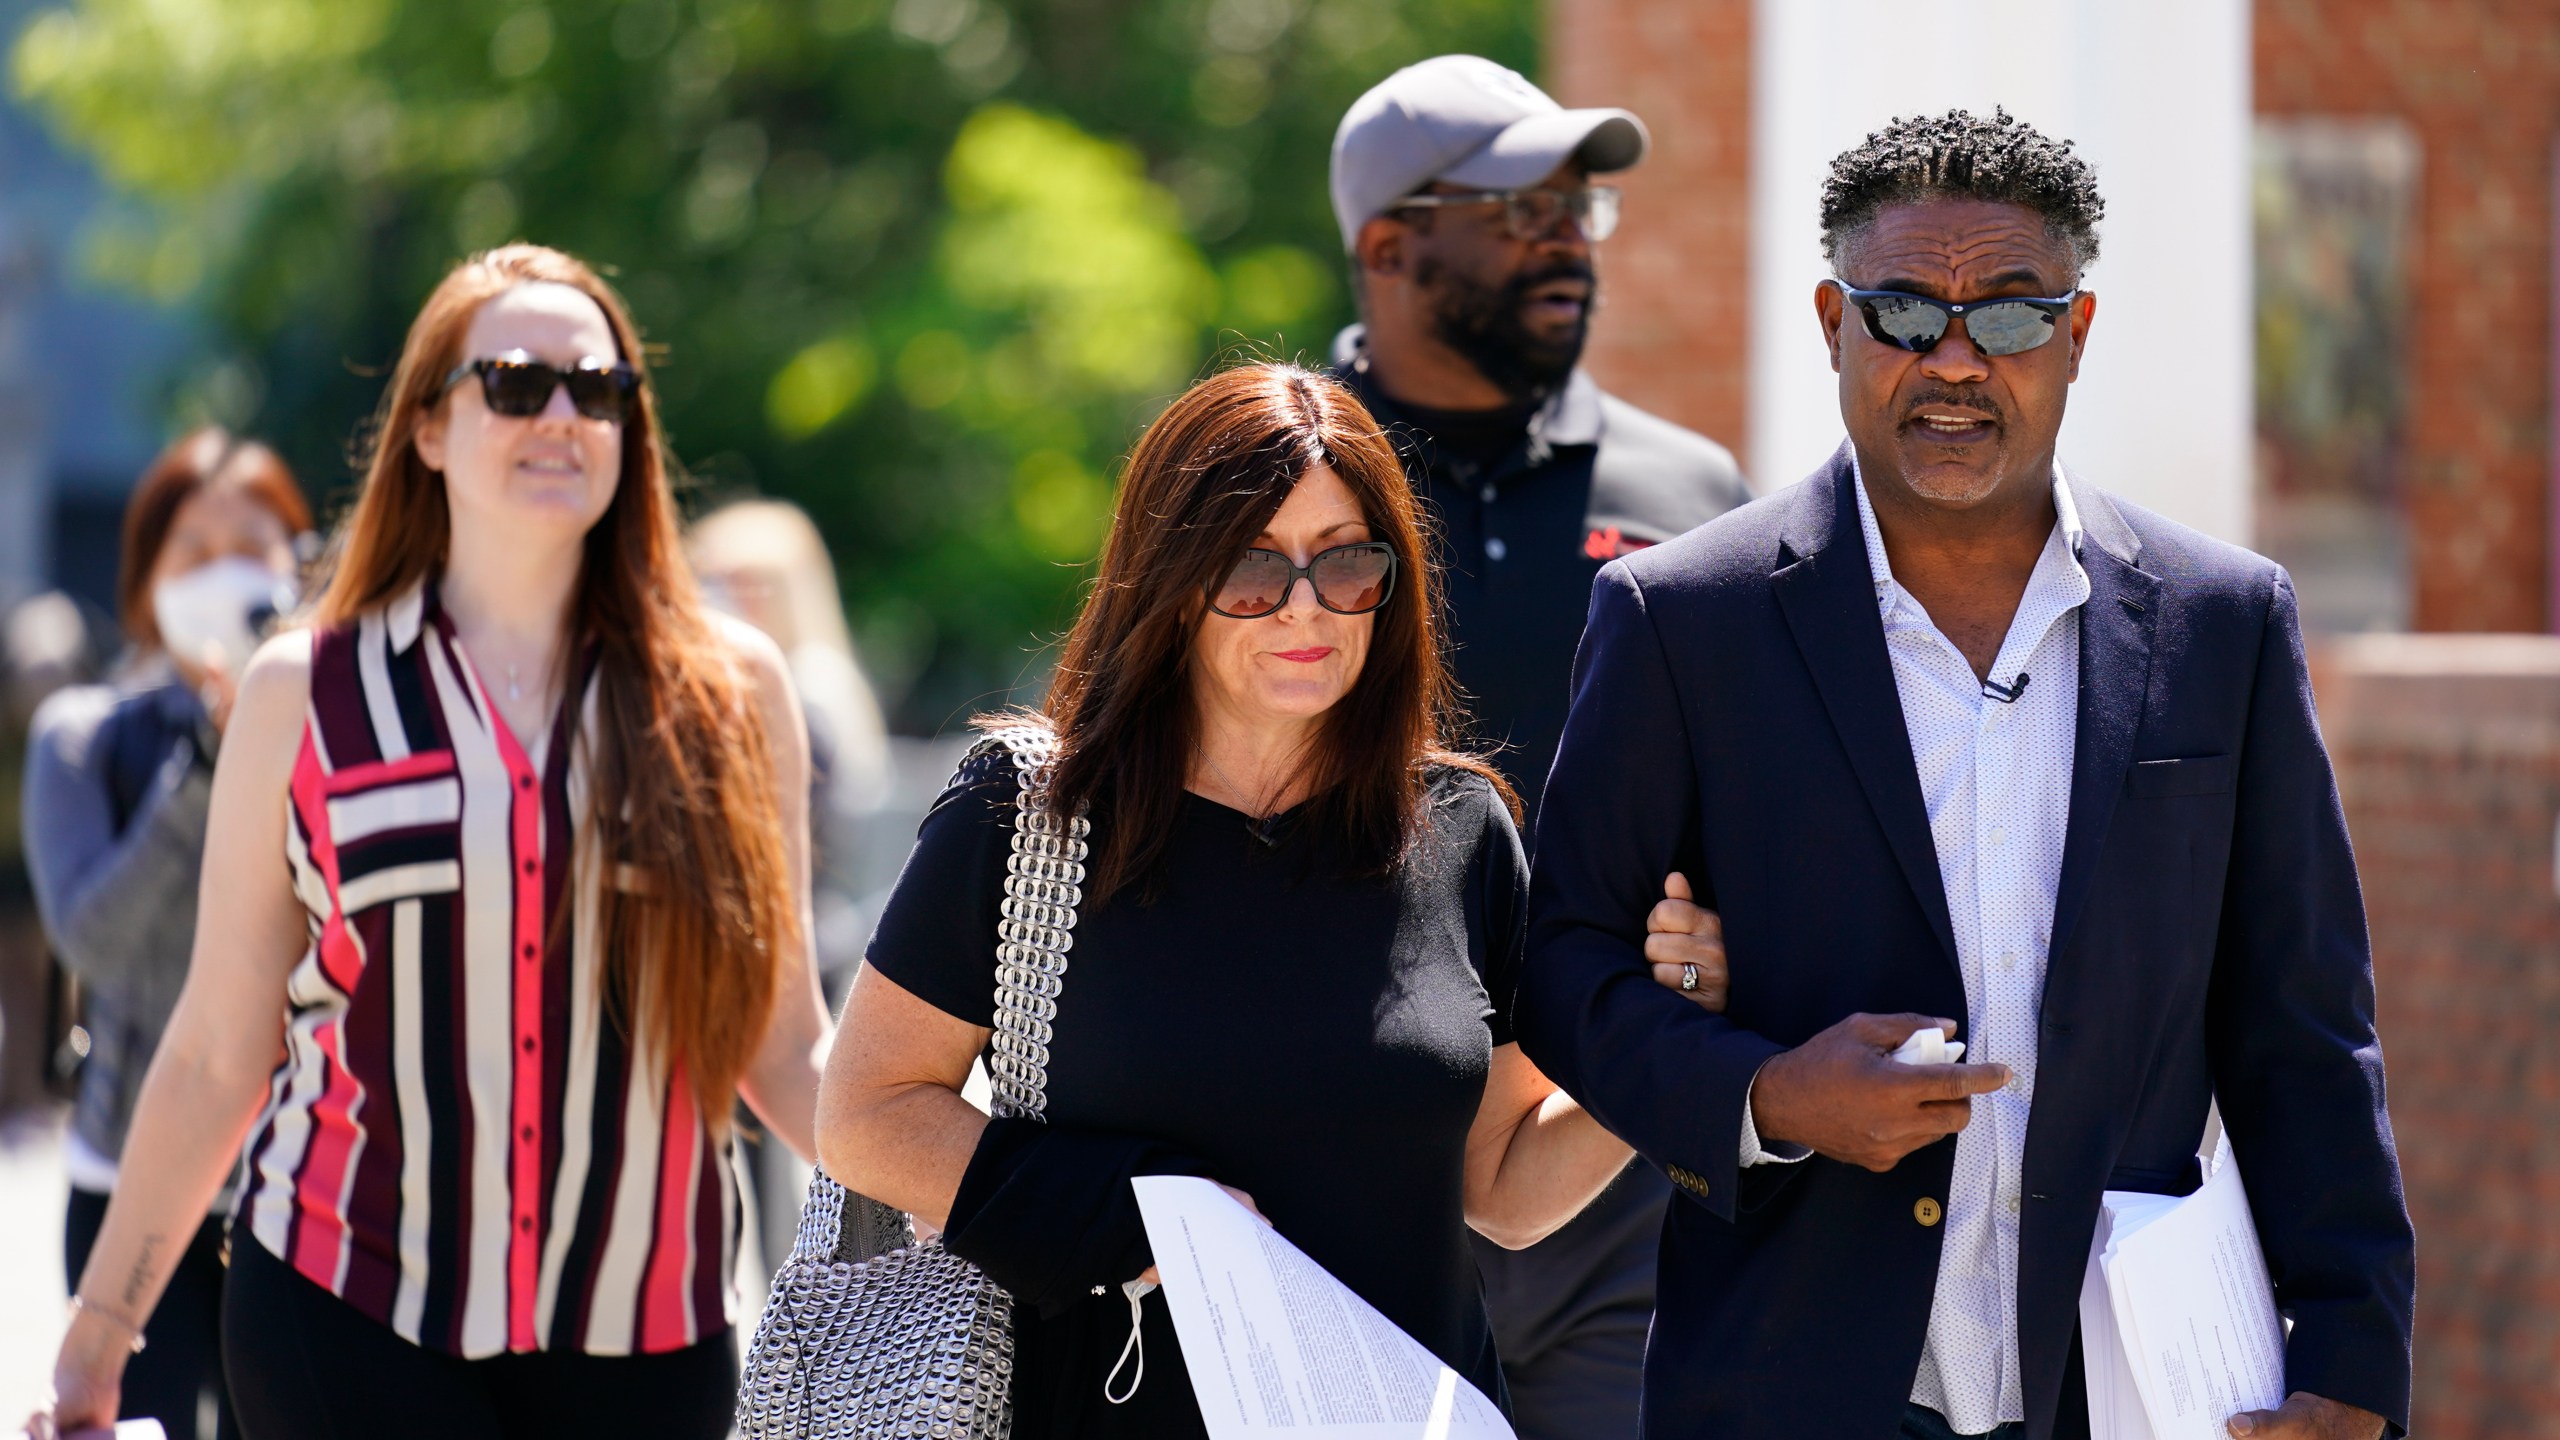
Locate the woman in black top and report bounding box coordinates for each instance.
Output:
[816,363,1724,1436]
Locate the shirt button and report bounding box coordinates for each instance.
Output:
[518,1215,533,1233]
[2000,951,2018,973]
[518,775,533,792]
[523,859,537,876]
[521,1036,536,1053]
[1914,1197,1943,1227]
[520,1124,535,1142]
[523,943,537,960]
[1987,825,2007,848]
[1485,537,1508,562]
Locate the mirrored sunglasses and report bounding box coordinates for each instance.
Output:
[1837,285,2077,358]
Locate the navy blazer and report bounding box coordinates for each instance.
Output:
[1518,447,2415,1439]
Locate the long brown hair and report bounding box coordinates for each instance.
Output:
[314,245,795,1121]
[119,428,311,648]
[1030,361,1511,904]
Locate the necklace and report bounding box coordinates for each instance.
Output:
[1199,747,1290,846]
[1197,749,1272,816]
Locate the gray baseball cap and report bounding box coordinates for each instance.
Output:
[1330,55,1649,252]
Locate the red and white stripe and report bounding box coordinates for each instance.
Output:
[235,584,738,1358]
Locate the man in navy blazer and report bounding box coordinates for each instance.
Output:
[1518,110,2414,1440]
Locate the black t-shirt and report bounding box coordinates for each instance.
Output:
[866,749,1529,1437]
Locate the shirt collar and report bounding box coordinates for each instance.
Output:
[386,579,429,654]
[1849,453,2089,618]
[1331,323,1604,449]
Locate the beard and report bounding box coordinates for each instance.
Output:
[1894,383,2012,504]
[1416,255,1594,404]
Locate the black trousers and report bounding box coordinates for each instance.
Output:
[1477,1164,1662,1440]
[64,1188,234,1440]
[220,1234,737,1440]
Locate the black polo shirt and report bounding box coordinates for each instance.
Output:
[1336,333,1751,826]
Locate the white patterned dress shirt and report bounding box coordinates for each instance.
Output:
[1739,461,2089,1435]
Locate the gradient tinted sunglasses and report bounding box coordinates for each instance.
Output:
[1393,185,1622,243]
[1834,284,2078,357]
[1209,542,1398,619]
[442,351,640,423]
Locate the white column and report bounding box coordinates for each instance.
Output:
[1749,0,2254,545]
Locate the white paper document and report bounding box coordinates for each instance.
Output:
[2079,1147,2287,1440]
[1132,1175,1516,1440]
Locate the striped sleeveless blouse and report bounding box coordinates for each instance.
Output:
[238,582,737,1358]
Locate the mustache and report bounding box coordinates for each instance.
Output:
[1901,386,2004,424]
[1504,259,1597,300]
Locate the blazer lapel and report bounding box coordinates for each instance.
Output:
[2046,477,2160,965]
[1770,447,1962,973]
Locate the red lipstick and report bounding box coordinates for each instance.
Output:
[1274,647,1334,663]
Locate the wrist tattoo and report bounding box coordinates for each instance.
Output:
[121,1233,164,1310]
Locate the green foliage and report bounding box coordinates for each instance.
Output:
[10,0,1535,724]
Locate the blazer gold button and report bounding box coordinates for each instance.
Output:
[1914,1197,1943,1227]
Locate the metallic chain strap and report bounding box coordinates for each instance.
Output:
[737,727,1083,1439]
[987,726,1086,1122]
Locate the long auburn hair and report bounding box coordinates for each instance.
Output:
[1029,361,1512,904]
[314,245,795,1122]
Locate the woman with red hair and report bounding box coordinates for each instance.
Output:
[39,246,830,1440]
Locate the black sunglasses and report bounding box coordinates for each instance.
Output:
[441,351,640,423]
[1833,284,2078,358]
[1209,542,1398,619]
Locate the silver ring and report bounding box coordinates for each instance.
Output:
[1681,962,1700,992]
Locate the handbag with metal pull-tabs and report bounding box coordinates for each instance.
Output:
[737,726,1086,1439]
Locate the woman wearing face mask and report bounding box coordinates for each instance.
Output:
[35,245,831,1440]
[21,428,310,1440]
[816,363,1728,1438]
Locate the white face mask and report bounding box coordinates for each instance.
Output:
[153,556,297,675]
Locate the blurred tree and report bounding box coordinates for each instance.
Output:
[9,0,1533,724]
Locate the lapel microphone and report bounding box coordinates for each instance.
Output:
[1982,672,2032,704]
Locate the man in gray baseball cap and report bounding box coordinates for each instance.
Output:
[1330,54,1648,253]
[1328,54,1751,1440]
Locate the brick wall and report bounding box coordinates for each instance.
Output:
[2259,0,2560,632]
[1545,0,1753,460]
[2314,634,2560,1436]
[1561,2,2560,631]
